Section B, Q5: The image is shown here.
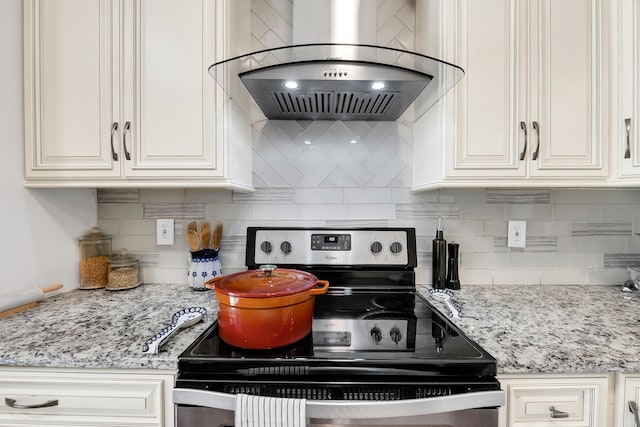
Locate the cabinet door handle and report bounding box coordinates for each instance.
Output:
[5,397,59,409]
[123,121,132,161]
[548,405,569,419]
[110,122,119,161]
[519,121,528,161]
[630,401,640,426]
[532,121,540,161]
[625,118,632,159]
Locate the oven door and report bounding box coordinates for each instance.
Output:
[173,389,503,427]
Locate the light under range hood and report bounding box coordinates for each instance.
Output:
[208,2,464,123]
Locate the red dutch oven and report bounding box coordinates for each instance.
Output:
[204,265,329,349]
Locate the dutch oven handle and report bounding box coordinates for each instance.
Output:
[204,276,223,290]
[311,280,330,295]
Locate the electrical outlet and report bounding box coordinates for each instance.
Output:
[157,219,174,245]
[507,220,526,248]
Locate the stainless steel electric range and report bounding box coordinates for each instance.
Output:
[174,227,504,427]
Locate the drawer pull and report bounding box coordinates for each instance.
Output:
[626,118,632,159]
[519,121,528,161]
[532,121,540,161]
[5,397,59,409]
[549,405,569,419]
[110,122,119,161]
[629,401,640,426]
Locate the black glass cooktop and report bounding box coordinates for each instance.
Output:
[177,291,496,380]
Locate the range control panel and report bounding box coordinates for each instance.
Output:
[250,228,414,266]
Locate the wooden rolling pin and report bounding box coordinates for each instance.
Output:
[0,284,63,318]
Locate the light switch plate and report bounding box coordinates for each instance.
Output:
[157,219,174,245]
[507,220,526,248]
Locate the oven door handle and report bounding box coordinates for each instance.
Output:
[173,389,505,419]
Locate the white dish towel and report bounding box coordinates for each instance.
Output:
[235,393,307,427]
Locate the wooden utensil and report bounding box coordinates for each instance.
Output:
[0,283,64,318]
[211,221,223,251]
[199,221,211,250]
[186,229,201,252]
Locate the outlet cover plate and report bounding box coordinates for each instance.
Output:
[157,219,174,245]
[507,220,526,248]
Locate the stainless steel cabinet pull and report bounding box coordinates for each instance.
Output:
[5,397,59,409]
[548,405,569,419]
[629,401,640,426]
[625,118,632,159]
[519,121,527,161]
[123,121,132,161]
[532,121,540,160]
[110,122,119,161]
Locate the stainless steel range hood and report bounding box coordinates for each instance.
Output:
[209,1,464,123]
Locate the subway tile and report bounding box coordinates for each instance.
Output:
[295,188,344,204]
[459,269,494,285]
[347,204,396,219]
[550,189,597,204]
[557,236,631,253]
[97,189,139,203]
[396,203,459,219]
[143,203,205,220]
[344,188,392,204]
[325,219,390,228]
[486,189,550,204]
[553,204,603,220]
[186,189,233,204]
[99,203,143,220]
[493,269,541,285]
[494,236,557,253]
[205,204,253,220]
[571,221,632,236]
[120,219,156,236]
[139,189,185,203]
[391,188,439,203]
[458,204,505,220]
[504,204,553,220]
[96,219,119,236]
[438,189,487,204]
[603,253,640,268]
[586,268,629,285]
[112,235,157,252]
[595,189,640,204]
[540,269,588,285]
[233,188,295,204]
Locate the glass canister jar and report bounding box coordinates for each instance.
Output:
[106,250,140,291]
[79,226,112,289]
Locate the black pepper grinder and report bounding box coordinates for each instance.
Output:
[445,243,461,290]
[432,217,447,289]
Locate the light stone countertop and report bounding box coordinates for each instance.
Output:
[1,282,639,375]
[0,283,218,370]
[417,284,640,374]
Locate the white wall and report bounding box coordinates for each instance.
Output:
[0,0,97,294]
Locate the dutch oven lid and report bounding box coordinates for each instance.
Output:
[214,265,319,298]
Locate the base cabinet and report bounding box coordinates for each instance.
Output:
[0,368,174,427]
[614,373,640,427]
[498,375,611,427]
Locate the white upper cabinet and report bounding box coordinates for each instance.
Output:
[413,0,608,190]
[612,0,640,183]
[24,0,253,190]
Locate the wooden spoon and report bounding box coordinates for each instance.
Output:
[211,221,223,251]
[199,221,211,250]
[186,229,200,252]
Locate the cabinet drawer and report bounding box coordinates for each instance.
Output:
[499,375,609,427]
[0,370,172,426]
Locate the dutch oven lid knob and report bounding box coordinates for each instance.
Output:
[259,264,278,277]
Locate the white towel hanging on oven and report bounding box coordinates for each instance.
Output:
[235,393,307,427]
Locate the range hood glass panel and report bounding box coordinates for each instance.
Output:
[208,44,464,124]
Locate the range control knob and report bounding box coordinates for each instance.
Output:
[370,327,382,344]
[390,327,403,344]
[390,241,403,254]
[370,241,383,254]
[260,241,273,254]
[280,241,293,254]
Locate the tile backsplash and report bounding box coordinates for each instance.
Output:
[96,0,640,287]
[98,186,640,286]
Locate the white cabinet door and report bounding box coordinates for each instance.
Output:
[122,0,220,179]
[614,374,640,427]
[23,0,121,180]
[498,375,610,427]
[446,0,525,179]
[416,0,608,190]
[528,0,607,178]
[616,0,640,180]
